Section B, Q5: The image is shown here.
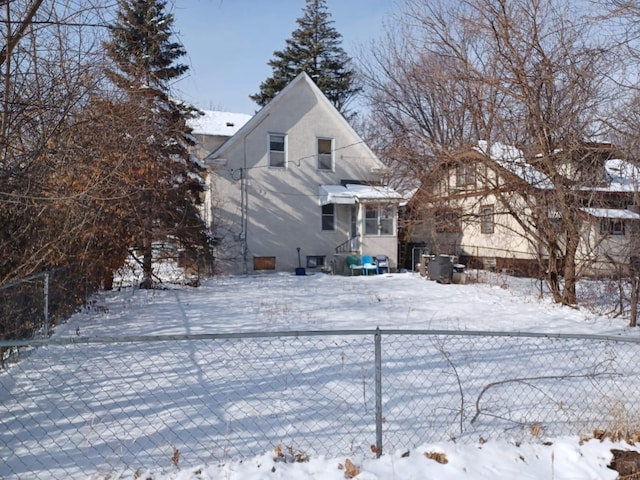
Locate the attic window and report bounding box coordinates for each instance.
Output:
[268,133,286,168]
[317,137,334,171]
[456,163,476,187]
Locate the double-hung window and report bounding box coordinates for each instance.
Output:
[269,133,286,168]
[456,163,476,187]
[322,204,335,231]
[480,205,495,234]
[601,218,625,236]
[365,204,395,236]
[317,138,334,171]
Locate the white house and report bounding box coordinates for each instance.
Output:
[203,72,402,275]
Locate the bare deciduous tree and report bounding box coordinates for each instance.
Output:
[361,0,619,306]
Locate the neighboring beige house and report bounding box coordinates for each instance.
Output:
[409,141,640,277]
[203,72,402,275]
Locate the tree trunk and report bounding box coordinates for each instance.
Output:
[547,253,562,303]
[561,231,579,306]
[102,269,114,291]
[140,232,153,289]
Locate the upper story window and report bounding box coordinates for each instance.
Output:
[601,218,625,236]
[480,205,495,234]
[269,133,286,168]
[456,163,476,187]
[317,138,334,171]
[365,204,395,236]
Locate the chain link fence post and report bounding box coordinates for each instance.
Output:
[43,272,49,338]
[374,327,383,458]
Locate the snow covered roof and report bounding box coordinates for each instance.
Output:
[187,110,252,136]
[319,184,404,205]
[603,158,640,192]
[581,207,640,220]
[475,140,553,189]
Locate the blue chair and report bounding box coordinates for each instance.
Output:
[362,255,379,275]
[346,255,363,275]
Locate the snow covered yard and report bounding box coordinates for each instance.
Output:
[2,271,640,479]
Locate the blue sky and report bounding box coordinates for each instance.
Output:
[171,0,395,114]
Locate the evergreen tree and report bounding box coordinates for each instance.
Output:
[103,0,212,288]
[250,0,361,115]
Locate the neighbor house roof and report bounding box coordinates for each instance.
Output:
[475,140,553,189]
[601,159,640,192]
[581,208,640,220]
[188,110,252,136]
[319,184,403,205]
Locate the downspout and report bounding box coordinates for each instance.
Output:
[240,113,270,275]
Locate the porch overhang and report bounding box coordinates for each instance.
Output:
[319,184,403,206]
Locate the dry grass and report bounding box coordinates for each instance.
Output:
[590,400,640,444]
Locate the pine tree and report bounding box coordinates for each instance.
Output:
[250,0,361,115]
[103,0,212,288]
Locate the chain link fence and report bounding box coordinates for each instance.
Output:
[0,268,86,354]
[1,330,639,479]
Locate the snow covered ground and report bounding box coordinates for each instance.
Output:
[2,270,640,479]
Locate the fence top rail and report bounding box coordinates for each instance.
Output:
[1,328,640,348]
[0,266,67,291]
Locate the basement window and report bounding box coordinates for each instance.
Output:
[253,256,276,270]
[306,256,325,268]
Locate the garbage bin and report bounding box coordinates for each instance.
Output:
[375,255,390,274]
[428,255,453,283]
[452,263,466,284]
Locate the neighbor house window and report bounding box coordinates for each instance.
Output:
[601,218,625,235]
[456,162,476,187]
[365,204,395,236]
[435,208,462,233]
[322,204,335,231]
[317,137,334,171]
[480,205,494,234]
[269,133,286,168]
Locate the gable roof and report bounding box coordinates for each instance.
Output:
[188,110,252,137]
[601,159,640,192]
[206,72,384,171]
[475,140,553,189]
